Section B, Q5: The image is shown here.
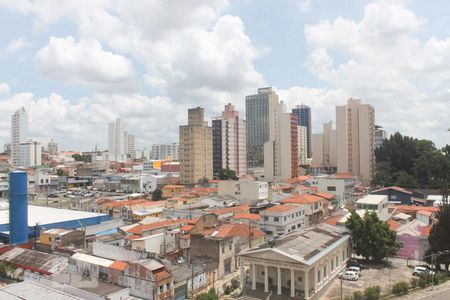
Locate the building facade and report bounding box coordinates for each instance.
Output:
[297,125,308,166]
[292,104,311,159]
[259,205,306,237]
[18,140,41,167]
[108,118,126,162]
[179,107,213,184]
[47,139,58,156]
[246,87,278,167]
[311,121,337,169]
[374,125,386,148]
[336,99,375,183]
[11,107,29,166]
[212,103,246,177]
[150,143,179,161]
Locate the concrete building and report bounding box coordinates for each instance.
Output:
[108,118,126,162]
[18,140,41,167]
[11,107,29,166]
[179,107,213,184]
[292,104,312,159]
[150,143,179,161]
[125,132,135,160]
[259,205,306,237]
[355,194,389,221]
[246,87,278,167]
[218,180,269,201]
[336,98,375,183]
[374,125,386,148]
[238,224,351,299]
[264,102,298,181]
[310,175,358,207]
[312,121,337,170]
[47,139,58,155]
[212,103,246,177]
[298,125,308,166]
[0,173,7,198]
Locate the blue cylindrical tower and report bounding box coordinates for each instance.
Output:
[9,170,28,245]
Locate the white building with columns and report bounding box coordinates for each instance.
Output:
[238,224,351,299]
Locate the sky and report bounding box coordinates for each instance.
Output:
[0,0,449,151]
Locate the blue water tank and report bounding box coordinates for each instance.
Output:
[9,170,28,245]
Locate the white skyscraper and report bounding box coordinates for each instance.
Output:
[125,133,135,160]
[336,99,375,183]
[18,140,41,167]
[11,107,29,166]
[108,119,126,162]
[297,125,308,166]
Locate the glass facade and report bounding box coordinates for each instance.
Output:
[292,104,311,158]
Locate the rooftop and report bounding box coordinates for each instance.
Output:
[0,280,83,300]
[264,205,302,213]
[371,186,413,195]
[356,194,387,205]
[233,213,261,222]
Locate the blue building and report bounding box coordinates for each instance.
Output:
[371,186,427,205]
[292,104,311,158]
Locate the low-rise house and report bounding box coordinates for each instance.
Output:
[259,205,306,237]
[280,194,329,225]
[371,186,417,205]
[238,224,351,299]
[355,195,389,221]
[36,228,84,252]
[394,220,430,260]
[162,185,184,198]
[218,180,269,201]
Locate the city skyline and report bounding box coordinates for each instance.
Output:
[1,1,450,150]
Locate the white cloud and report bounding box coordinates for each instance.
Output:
[36,36,137,92]
[0,83,10,94]
[5,37,30,53]
[0,92,187,150]
[298,0,312,12]
[303,0,450,146]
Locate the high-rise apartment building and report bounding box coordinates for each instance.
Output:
[312,122,337,168]
[108,119,126,162]
[212,103,247,177]
[150,143,179,161]
[47,139,58,156]
[11,107,29,166]
[336,99,375,183]
[297,125,308,166]
[18,140,41,167]
[292,104,312,158]
[125,133,135,160]
[179,107,213,184]
[374,125,386,148]
[264,102,298,181]
[246,87,278,167]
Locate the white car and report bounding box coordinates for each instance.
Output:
[347,266,362,276]
[340,271,359,281]
[413,266,434,276]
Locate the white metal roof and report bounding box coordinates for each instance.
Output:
[71,253,114,268]
[356,194,387,205]
[0,204,108,227]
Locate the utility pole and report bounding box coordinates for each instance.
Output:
[340,276,343,300]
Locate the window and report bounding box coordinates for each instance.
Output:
[390,195,397,200]
[284,216,287,221]
[317,270,321,282]
[336,256,338,266]
[261,271,265,276]
[298,277,302,282]
[222,246,225,253]
[324,265,327,277]
[274,217,279,222]
[331,259,334,270]
[229,244,232,250]
[327,186,336,191]
[264,216,268,221]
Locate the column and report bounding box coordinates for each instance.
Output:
[277,267,282,295]
[252,263,256,290]
[290,268,295,297]
[304,269,309,299]
[264,265,269,292]
[314,266,318,293]
[239,260,245,288]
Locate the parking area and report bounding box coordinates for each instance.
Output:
[322,258,414,299]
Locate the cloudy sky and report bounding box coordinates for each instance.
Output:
[0,0,449,151]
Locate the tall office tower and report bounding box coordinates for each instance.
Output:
[374,125,386,148]
[18,140,41,167]
[179,107,213,184]
[336,98,375,183]
[311,122,337,168]
[212,103,247,177]
[150,143,179,160]
[166,143,179,161]
[298,125,308,166]
[246,87,278,167]
[11,107,29,166]
[292,104,312,158]
[264,102,298,181]
[47,139,58,155]
[125,133,135,160]
[108,118,126,162]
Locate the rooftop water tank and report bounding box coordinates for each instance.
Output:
[9,170,28,245]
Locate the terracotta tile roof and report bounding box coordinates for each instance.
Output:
[181,225,194,232]
[264,205,301,213]
[153,269,171,281]
[391,205,439,213]
[191,187,218,194]
[110,260,128,271]
[106,199,165,208]
[315,192,335,200]
[126,235,141,240]
[417,210,433,217]
[211,205,250,215]
[387,219,401,231]
[372,186,413,195]
[163,185,184,189]
[280,194,323,204]
[421,225,432,237]
[233,213,261,221]
[127,219,188,235]
[210,223,264,239]
[335,173,356,179]
[322,215,342,226]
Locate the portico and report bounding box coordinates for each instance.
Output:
[238,224,351,299]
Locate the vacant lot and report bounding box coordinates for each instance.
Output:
[322,258,413,299]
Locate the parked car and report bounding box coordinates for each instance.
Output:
[347,259,365,269]
[413,266,434,276]
[340,271,359,281]
[347,266,362,276]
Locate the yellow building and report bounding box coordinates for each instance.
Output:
[162,185,184,198]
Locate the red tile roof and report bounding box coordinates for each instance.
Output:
[209,223,264,239]
[387,219,401,231]
[264,205,301,213]
[421,226,432,236]
[110,260,128,271]
[233,213,261,221]
[281,194,324,204]
[211,205,250,215]
[315,192,335,200]
[181,225,194,232]
[322,215,342,226]
[127,219,188,235]
[391,205,439,213]
[372,186,413,195]
[417,210,433,217]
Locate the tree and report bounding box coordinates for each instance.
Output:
[72,154,91,163]
[195,288,219,300]
[152,188,163,200]
[56,169,65,176]
[428,195,450,271]
[395,171,417,188]
[364,286,381,300]
[217,168,238,180]
[345,211,401,262]
[198,177,209,187]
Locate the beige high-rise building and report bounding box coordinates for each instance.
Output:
[180,107,213,184]
[336,98,375,183]
[312,121,337,168]
[297,125,308,166]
